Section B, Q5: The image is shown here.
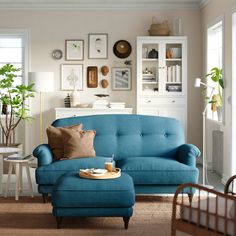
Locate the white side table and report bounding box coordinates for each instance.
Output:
[0,147,20,195]
[4,157,34,200]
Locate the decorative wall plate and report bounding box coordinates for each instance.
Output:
[113,40,132,59]
[87,66,98,88]
[52,49,63,60]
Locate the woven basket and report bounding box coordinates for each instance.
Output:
[148,18,170,36]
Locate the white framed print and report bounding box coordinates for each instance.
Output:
[65,39,84,61]
[61,64,83,91]
[112,67,131,90]
[88,33,108,59]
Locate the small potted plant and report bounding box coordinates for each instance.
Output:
[0,64,35,146]
[206,67,224,121]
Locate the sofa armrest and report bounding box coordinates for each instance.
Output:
[33,144,53,167]
[177,144,201,166]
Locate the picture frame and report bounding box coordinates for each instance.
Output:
[87,66,98,88]
[112,67,131,90]
[88,33,108,59]
[61,64,83,91]
[65,39,84,61]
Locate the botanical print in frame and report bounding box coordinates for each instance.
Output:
[65,40,84,61]
[88,33,108,59]
[61,64,83,91]
[112,67,131,90]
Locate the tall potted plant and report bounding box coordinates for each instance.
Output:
[0,64,35,146]
[206,67,224,121]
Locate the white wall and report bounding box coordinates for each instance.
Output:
[0,9,202,153]
[201,0,236,182]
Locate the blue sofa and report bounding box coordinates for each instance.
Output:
[33,114,200,201]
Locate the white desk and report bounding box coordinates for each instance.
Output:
[0,147,20,194]
[55,107,133,119]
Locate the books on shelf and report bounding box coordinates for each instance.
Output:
[92,100,109,108]
[166,65,181,83]
[7,153,32,160]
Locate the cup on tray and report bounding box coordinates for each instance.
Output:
[105,162,113,172]
[104,156,114,172]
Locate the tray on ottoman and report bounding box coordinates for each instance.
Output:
[52,172,135,229]
[79,168,121,179]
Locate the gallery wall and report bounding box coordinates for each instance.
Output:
[0,9,202,153]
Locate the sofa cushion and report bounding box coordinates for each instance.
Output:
[117,157,199,185]
[51,115,185,160]
[61,129,96,159]
[46,124,82,160]
[36,156,112,185]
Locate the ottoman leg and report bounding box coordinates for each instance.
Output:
[56,217,63,229]
[123,217,130,229]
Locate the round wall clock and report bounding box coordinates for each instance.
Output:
[52,49,63,60]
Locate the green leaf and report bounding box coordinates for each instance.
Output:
[219,79,224,89]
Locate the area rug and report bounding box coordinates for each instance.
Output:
[0,196,188,236]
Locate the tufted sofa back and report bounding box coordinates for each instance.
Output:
[52,114,185,161]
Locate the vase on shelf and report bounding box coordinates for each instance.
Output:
[64,94,71,108]
[148,49,158,59]
[70,90,80,107]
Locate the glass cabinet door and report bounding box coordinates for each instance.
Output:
[164,43,183,94]
[141,43,160,95]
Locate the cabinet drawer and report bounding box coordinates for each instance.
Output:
[139,97,185,106]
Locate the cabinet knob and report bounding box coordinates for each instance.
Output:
[146,100,151,103]
[172,100,175,103]
[158,66,165,69]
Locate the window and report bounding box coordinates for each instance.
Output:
[232,11,236,174]
[207,20,223,121]
[0,30,29,144]
[0,30,29,86]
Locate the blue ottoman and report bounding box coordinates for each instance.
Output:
[52,172,135,229]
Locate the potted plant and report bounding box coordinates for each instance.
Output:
[0,64,35,146]
[206,67,224,121]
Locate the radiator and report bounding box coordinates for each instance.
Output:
[212,130,223,176]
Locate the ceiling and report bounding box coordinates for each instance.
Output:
[0,0,210,10]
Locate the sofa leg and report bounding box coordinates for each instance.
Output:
[42,193,48,203]
[123,217,130,229]
[188,193,193,203]
[56,217,63,229]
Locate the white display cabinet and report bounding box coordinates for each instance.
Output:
[136,36,187,135]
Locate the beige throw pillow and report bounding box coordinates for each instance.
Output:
[61,128,96,159]
[46,124,83,160]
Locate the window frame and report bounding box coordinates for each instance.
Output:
[231,8,236,175]
[0,29,30,85]
[206,15,225,123]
